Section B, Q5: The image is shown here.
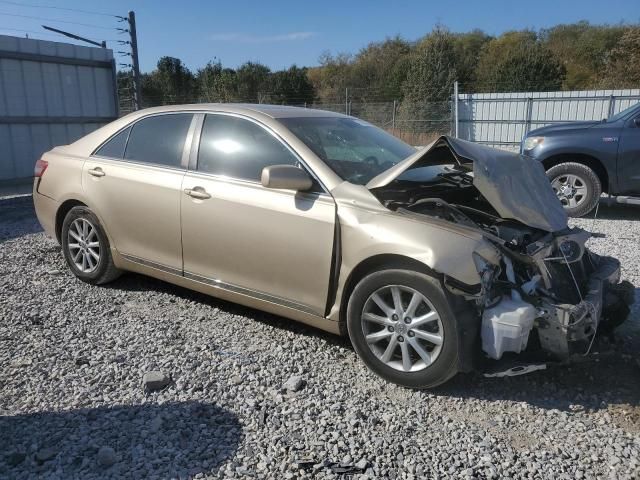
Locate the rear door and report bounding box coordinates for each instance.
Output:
[180,113,336,315]
[617,113,640,195]
[83,112,195,272]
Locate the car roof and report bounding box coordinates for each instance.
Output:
[131,103,348,119]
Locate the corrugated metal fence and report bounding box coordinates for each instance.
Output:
[0,35,118,182]
[456,89,640,151]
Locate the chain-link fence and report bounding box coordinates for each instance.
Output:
[118,90,454,146]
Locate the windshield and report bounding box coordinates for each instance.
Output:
[607,101,640,123]
[280,116,416,185]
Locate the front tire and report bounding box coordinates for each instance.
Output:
[347,269,461,389]
[546,162,601,217]
[61,206,121,285]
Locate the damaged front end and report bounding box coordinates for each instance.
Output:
[368,136,634,362]
[473,229,634,359]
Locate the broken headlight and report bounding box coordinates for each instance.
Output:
[473,252,500,307]
[559,240,581,263]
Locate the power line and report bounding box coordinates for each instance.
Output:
[0,27,121,42]
[0,11,115,29]
[0,0,117,17]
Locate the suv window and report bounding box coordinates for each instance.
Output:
[197,114,298,182]
[124,113,193,168]
[95,126,131,159]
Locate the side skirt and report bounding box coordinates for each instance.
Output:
[114,250,341,335]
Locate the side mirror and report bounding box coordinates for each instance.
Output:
[634,117,640,127]
[261,164,313,191]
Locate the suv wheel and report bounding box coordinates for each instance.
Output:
[546,162,601,217]
[61,206,121,285]
[347,269,460,389]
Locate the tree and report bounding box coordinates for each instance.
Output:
[542,22,628,89]
[398,27,458,133]
[600,27,640,88]
[197,59,238,102]
[451,30,492,91]
[262,65,314,104]
[307,51,353,103]
[235,62,270,102]
[349,36,412,101]
[142,56,196,106]
[476,31,566,91]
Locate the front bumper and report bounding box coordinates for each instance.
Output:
[536,254,634,358]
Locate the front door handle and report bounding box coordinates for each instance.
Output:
[88,167,105,177]
[184,186,211,200]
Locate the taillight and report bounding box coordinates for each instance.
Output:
[34,159,48,177]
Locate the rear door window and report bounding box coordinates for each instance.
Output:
[124,113,193,168]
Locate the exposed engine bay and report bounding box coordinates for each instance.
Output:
[369,137,634,362]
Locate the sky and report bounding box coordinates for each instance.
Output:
[0,0,638,73]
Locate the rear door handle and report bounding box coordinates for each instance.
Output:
[88,167,105,177]
[184,186,211,200]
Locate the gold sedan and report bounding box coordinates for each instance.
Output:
[33,104,632,388]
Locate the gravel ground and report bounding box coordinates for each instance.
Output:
[1,195,639,480]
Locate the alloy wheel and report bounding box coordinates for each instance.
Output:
[361,285,444,372]
[551,173,588,208]
[67,218,101,273]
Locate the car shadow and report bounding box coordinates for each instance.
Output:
[583,199,640,221]
[0,195,42,242]
[110,272,640,415]
[104,271,352,350]
[0,401,242,479]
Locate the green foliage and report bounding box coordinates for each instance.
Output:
[234,62,271,102]
[261,66,314,104]
[142,56,196,105]
[196,60,237,102]
[542,22,628,89]
[599,27,640,88]
[475,31,566,91]
[397,28,457,132]
[132,22,639,111]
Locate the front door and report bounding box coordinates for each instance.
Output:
[83,113,194,271]
[181,113,336,315]
[617,113,640,195]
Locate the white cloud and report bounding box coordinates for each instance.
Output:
[208,32,316,43]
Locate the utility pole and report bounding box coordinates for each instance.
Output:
[345,87,349,115]
[453,80,459,138]
[127,11,142,110]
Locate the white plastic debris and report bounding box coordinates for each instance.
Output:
[481,295,536,360]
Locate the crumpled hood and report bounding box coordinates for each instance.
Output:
[367,136,568,233]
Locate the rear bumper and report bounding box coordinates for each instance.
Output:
[33,181,59,242]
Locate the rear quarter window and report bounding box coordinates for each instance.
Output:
[94,126,131,159]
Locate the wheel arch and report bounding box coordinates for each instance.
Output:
[542,153,609,193]
[339,253,478,373]
[55,199,87,243]
[338,254,440,332]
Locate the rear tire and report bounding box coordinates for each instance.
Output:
[347,269,460,389]
[61,206,121,285]
[546,162,601,217]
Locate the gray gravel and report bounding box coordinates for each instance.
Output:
[1,195,639,479]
